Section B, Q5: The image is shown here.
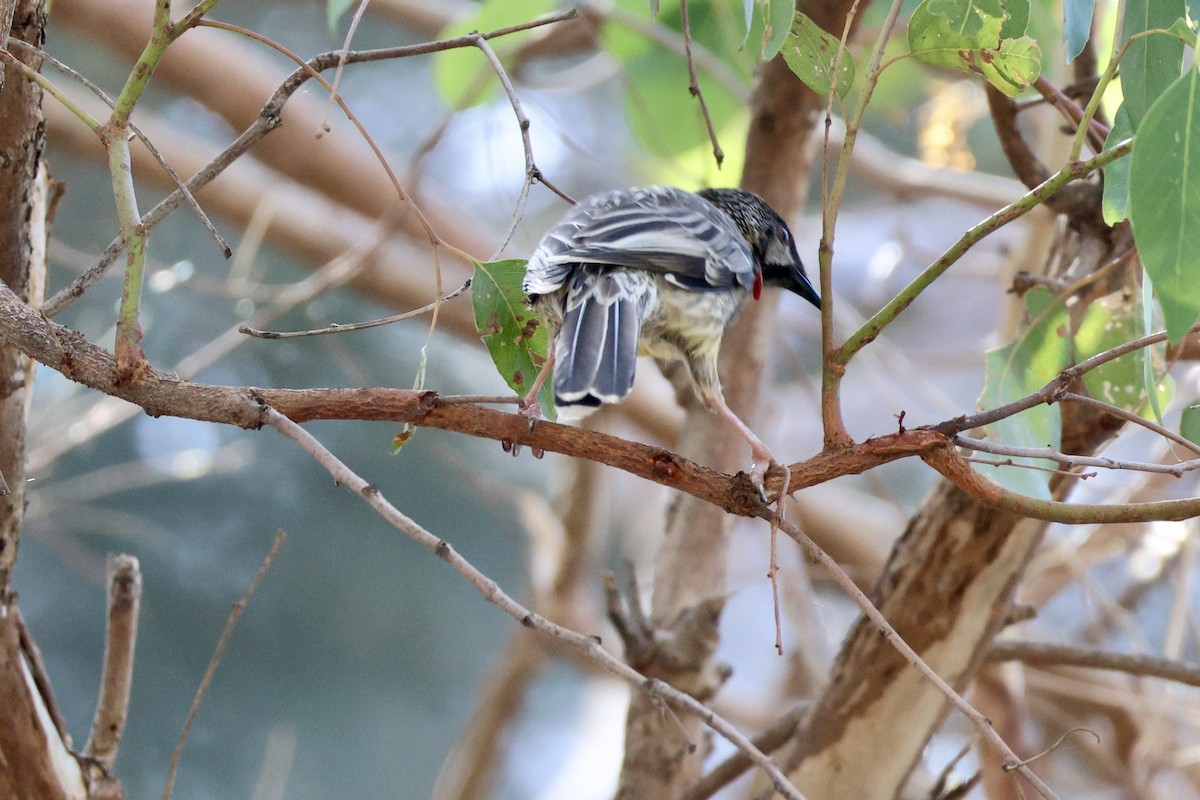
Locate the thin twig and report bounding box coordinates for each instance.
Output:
[678,0,723,167]
[988,641,1200,687]
[469,32,572,264]
[956,436,1200,477]
[964,455,1095,478]
[929,321,1200,438]
[1032,75,1108,150]
[7,39,230,258]
[319,0,371,136]
[1059,392,1200,457]
[162,531,286,800]
[677,703,810,800]
[39,9,579,317]
[262,409,807,800]
[83,554,142,770]
[240,279,471,339]
[1007,727,1101,770]
[768,511,1060,800]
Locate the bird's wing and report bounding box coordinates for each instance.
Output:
[524,186,756,295]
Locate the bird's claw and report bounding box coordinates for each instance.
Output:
[507,397,543,457]
[749,459,774,505]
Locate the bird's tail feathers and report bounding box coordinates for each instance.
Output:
[554,272,642,415]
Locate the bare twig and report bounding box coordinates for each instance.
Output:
[964,455,1095,478]
[678,0,723,167]
[39,9,580,317]
[163,531,286,800]
[469,32,572,263]
[240,279,471,339]
[319,0,371,135]
[1059,392,1200,457]
[1006,727,1102,769]
[929,322,1200,439]
[83,554,142,770]
[8,40,230,258]
[262,408,807,800]
[956,436,1200,477]
[989,640,1200,688]
[677,703,810,800]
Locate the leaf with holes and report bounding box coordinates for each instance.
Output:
[907,0,1041,96]
[780,11,857,98]
[762,0,798,60]
[1075,290,1172,413]
[472,260,555,418]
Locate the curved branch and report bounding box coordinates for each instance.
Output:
[923,444,1200,524]
[0,280,941,517]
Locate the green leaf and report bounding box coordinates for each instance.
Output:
[1181,401,1200,444]
[978,288,1071,499]
[780,12,857,98]
[1101,104,1134,225]
[1120,0,1186,128]
[1063,0,1096,61]
[1076,290,1171,413]
[762,0,797,61]
[1129,69,1200,343]
[1000,0,1031,38]
[907,0,1041,96]
[433,0,558,108]
[326,0,355,31]
[1165,17,1199,43]
[472,260,555,418]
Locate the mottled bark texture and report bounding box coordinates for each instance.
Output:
[0,5,84,800]
[0,0,45,589]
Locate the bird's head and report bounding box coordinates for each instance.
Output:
[697,188,822,310]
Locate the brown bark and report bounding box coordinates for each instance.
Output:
[0,600,85,800]
[0,5,91,800]
[0,0,44,588]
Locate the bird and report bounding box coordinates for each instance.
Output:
[521,185,821,487]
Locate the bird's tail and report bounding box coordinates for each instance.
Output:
[553,270,647,420]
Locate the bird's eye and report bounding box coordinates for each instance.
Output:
[777,225,790,242]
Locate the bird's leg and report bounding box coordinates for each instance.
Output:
[704,392,781,501]
[519,346,556,422]
[507,346,555,458]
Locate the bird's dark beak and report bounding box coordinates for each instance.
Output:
[786,266,822,310]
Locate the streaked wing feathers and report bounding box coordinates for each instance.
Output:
[523,186,755,295]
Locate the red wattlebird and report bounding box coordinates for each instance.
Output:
[522,185,821,489]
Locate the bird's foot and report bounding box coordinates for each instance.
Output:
[748,455,789,504]
[749,458,791,527]
[507,394,544,458]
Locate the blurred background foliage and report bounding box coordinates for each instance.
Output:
[16,0,1199,798]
